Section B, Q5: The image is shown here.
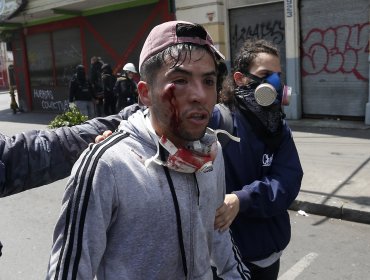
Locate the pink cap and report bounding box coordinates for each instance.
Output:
[139,20,225,72]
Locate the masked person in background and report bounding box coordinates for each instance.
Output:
[68,65,95,119]
[114,62,138,112]
[90,56,104,117]
[46,20,250,279]
[101,63,117,116]
[210,38,303,280]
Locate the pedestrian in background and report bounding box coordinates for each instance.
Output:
[114,62,138,112]
[101,63,117,116]
[68,65,95,119]
[46,20,250,280]
[90,56,104,117]
[210,38,303,280]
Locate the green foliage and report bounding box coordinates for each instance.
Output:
[48,106,88,128]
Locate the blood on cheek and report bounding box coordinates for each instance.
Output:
[161,83,181,131]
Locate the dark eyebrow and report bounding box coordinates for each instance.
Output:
[167,67,217,78]
[203,70,217,77]
[167,67,191,76]
[259,69,281,76]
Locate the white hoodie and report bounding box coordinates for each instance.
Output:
[46,110,250,280]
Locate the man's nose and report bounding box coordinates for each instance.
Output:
[189,80,208,103]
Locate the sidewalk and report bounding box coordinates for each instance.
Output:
[0,91,58,135]
[1,91,370,224]
[287,119,370,224]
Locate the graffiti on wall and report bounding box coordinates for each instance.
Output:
[33,88,68,112]
[231,20,285,52]
[302,22,370,81]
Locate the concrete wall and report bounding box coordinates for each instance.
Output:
[176,1,227,58]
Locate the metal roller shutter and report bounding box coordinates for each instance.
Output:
[300,0,369,119]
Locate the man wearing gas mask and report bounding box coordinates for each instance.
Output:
[210,39,303,280]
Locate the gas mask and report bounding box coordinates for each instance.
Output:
[235,72,291,135]
[156,129,218,173]
[144,127,217,173]
[144,115,239,173]
[241,72,291,107]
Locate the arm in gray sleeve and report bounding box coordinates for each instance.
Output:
[211,230,250,279]
[47,157,117,279]
[0,114,122,197]
[210,144,250,279]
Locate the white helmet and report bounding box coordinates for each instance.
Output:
[122,63,137,73]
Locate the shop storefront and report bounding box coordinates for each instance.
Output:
[5,0,173,112]
[226,0,369,121]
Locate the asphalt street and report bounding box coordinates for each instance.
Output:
[288,120,370,224]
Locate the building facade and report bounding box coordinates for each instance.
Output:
[176,0,370,124]
[1,0,174,113]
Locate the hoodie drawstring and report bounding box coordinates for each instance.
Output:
[160,145,188,278]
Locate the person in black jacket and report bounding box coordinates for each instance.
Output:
[69,65,95,118]
[209,39,302,280]
[114,62,138,112]
[101,63,117,116]
[90,56,104,117]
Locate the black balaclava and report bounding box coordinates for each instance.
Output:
[236,83,283,134]
[101,63,113,75]
[75,65,86,82]
[235,73,285,151]
[236,72,285,132]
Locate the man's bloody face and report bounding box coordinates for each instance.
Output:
[144,49,217,147]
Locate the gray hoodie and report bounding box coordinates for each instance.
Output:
[46,110,250,280]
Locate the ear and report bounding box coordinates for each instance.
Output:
[137,81,151,106]
[233,71,247,87]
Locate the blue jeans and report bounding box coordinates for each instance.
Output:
[75,100,95,119]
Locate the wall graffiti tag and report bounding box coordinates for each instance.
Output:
[33,88,69,112]
[231,20,285,52]
[301,22,370,81]
[228,2,285,74]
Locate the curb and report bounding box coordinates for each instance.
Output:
[287,119,370,130]
[289,193,370,225]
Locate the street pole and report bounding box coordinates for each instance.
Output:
[7,64,19,114]
[9,84,19,114]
